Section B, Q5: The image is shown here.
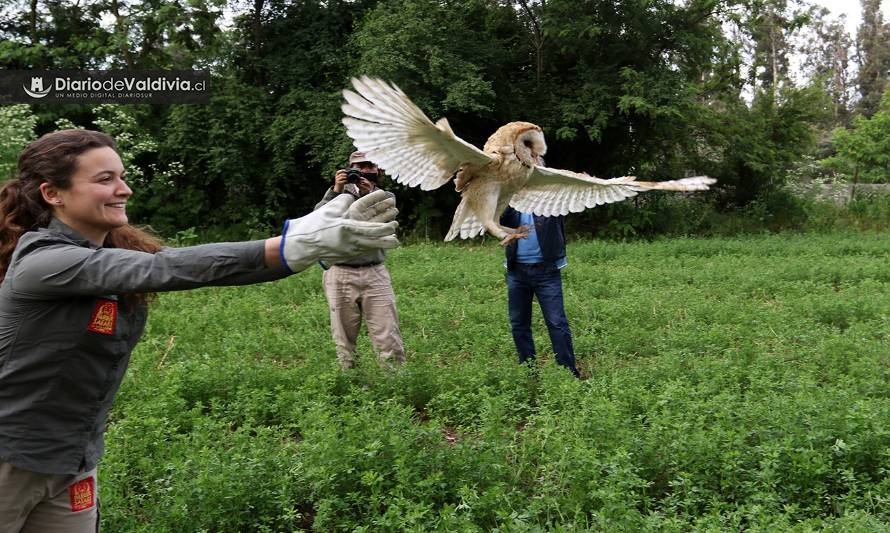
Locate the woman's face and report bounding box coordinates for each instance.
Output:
[52,146,132,244]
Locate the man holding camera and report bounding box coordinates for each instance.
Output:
[315,151,406,370]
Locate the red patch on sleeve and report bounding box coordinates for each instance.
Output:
[69,476,95,512]
[87,299,117,335]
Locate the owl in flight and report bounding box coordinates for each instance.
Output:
[341,76,716,245]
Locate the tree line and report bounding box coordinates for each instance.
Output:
[1,0,888,239]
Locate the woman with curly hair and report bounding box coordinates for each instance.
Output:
[0,129,398,532]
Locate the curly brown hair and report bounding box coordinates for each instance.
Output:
[0,129,162,302]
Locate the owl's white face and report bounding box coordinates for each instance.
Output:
[514,127,547,167]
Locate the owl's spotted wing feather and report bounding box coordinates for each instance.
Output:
[342,76,493,191]
[510,166,716,216]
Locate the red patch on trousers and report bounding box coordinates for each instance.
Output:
[69,476,95,512]
[87,299,117,335]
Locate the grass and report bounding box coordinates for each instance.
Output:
[101,231,889,531]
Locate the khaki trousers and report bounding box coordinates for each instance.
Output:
[0,461,99,533]
[322,264,406,369]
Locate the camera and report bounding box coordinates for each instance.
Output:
[346,169,363,184]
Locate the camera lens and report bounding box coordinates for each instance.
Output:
[346,169,362,183]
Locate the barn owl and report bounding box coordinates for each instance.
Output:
[341,76,716,244]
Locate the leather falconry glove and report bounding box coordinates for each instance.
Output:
[280,190,399,273]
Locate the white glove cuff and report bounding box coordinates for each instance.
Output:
[279,218,296,273]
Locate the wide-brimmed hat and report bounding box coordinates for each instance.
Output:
[349,151,373,164]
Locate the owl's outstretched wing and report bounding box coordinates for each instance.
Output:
[342,76,493,191]
[509,166,716,216]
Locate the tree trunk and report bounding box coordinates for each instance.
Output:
[516,0,544,88]
[253,0,265,57]
[29,0,37,45]
[110,0,136,69]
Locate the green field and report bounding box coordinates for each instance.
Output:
[102,232,889,532]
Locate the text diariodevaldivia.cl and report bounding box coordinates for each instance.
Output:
[52,77,206,92]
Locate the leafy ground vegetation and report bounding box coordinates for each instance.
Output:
[101,231,889,532]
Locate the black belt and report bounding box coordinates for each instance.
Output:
[337,262,382,268]
[516,262,550,269]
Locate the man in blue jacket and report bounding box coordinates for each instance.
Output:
[500,207,581,378]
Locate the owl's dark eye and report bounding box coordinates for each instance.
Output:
[523,140,533,148]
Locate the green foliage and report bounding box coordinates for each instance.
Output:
[528,0,728,178]
[0,0,108,69]
[563,185,890,240]
[853,0,890,117]
[0,0,882,239]
[822,90,890,183]
[153,78,282,237]
[710,84,830,205]
[351,0,497,117]
[228,0,380,194]
[101,233,890,531]
[0,104,37,179]
[0,0,224,70]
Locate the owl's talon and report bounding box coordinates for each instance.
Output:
[498,227,529,247]
[498,235,516,246]
[515,224,531,239]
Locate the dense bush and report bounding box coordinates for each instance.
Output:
[821,90,890,184]
[561,188,890,240]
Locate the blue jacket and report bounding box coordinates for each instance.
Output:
[500,207,567,269]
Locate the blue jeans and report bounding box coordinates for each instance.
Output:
[506,263,580,377]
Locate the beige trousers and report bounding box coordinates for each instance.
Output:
[0,461,99,533]
[322,264,406,369]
